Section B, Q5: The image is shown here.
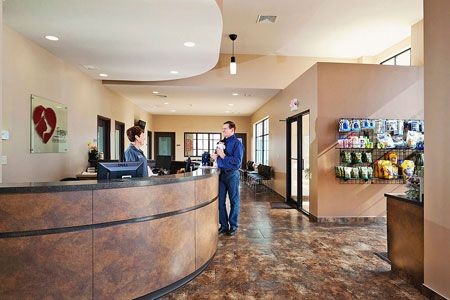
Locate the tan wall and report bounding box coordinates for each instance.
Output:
[317,63,424,217]
[0,3,3,183]
[250,63,424,218]
[424,0,450,297]
[411,20,424,66]
[2,26,152,183]
[250,65,318,210]
[151,115,251,161]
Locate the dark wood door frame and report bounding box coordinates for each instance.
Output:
[97,115,111,160]
[115,121,125,162]
[235,133,247,169]
[147,131,152,159]
[286,110,310,215]
[154,132,176,160]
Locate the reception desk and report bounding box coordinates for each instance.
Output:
[0,168,219,299]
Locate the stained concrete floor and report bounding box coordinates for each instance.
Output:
[164,184,424,299]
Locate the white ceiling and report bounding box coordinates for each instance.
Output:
[220,0,423,57]
[3,0,223,81]
[104,84,280,116]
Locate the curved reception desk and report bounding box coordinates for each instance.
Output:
[0,168,219,299]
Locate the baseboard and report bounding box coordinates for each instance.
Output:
[310,216,386,225]
[422,284,448,300]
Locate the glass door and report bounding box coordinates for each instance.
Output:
[154,132,175,160]
[286,110,310,214]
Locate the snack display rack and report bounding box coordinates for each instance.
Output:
[335,118,424,184]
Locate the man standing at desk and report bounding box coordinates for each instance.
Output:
[212,121,244,236]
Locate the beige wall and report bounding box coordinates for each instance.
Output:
[358,37,411,65]
[2,26,152,183]
[411,20,424,66]
[424,0,450,297]
[251,63,424,218]
[317,63,423,217]
[250,65,318,208]
[0,3,3,183]
[151,115,250,161]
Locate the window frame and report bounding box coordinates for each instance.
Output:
[380,48,411,66]
[184,132,222,157]
[254,118,269,165]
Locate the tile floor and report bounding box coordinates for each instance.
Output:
[164,184,424,299]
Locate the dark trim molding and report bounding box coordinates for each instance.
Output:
[135,253,216,300]
[0,196,218,239]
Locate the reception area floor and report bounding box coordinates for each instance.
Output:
[164,184,424,299]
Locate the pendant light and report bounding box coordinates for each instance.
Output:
[229,34,237,75]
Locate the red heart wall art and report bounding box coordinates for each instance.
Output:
[33,105,57,144]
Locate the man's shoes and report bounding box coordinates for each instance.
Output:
[218,227,228,235]
[227,228,237,236]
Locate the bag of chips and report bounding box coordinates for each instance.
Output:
[388,152,398,165]
[344,167,352,180]
[359,167,369,180]
[341,152,352,164]
[382,160,394,179]
[351,167,359,179]
[377,133,395,148]
[392,165,399,179]
[352,152,362,164]
[367,167,373,179]
[401,160,415,180]
[362,152,372,163]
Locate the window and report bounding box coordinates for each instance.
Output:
[380,48,411,66]
[255,118,269,165]
[97,115,111,160]
[184,132,221,157]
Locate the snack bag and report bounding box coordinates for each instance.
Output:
[377,132,395,148]
[344,167,352,180]
[401,160,415,180]
[359,167,369,180]
[352,152,363,164]
[382,160,394,179]
[341,152,352,164]
[377,160,385,179]
[351,167,359,179]
[339,119,351,132]
[392,165,399,179]
[362,152,372,163]
[406,131,424,149]
[388,152,398,165]
[367,167,373,179]
[351,119,361,131]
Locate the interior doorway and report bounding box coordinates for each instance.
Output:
[154,132,175,160]
[286,110,310,215]
[235,133,247,169]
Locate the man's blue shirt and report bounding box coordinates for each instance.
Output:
[124,144,149,177]
[217,134,244,171]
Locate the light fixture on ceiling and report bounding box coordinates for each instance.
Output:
[228,103,234,106]
[152,91,159,94]
[164,102,169,105]
[45,35,59,41]
[99,73,108,77]
[232,93,239,96]
[184,41,196,47]
[170,109,176,112]
[170,70,179,74]
[229,34,237,75]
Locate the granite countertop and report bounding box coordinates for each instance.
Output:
[385,193,424,207]
[0,168,219,194]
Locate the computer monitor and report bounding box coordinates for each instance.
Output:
[155,155,172,171]
[97,162,144,180]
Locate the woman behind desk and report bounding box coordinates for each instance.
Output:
[124,126,149,177]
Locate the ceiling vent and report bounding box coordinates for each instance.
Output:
[256,15,277,24]
[82,65,98,70]
[156,94,168,98]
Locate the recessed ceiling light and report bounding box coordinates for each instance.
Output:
[232,93,239,96]
[228,103,234,106]
[225,110,231,113]
[152,91,159,94]
[99,73,108,77]
[170,109,176,112]
[164,102,169,105]
[45,35,59,41]
[184,42,196,47]
[170,70,179,74]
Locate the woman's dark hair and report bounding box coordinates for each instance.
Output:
[223,121,236,131]
[126,126,144,142]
